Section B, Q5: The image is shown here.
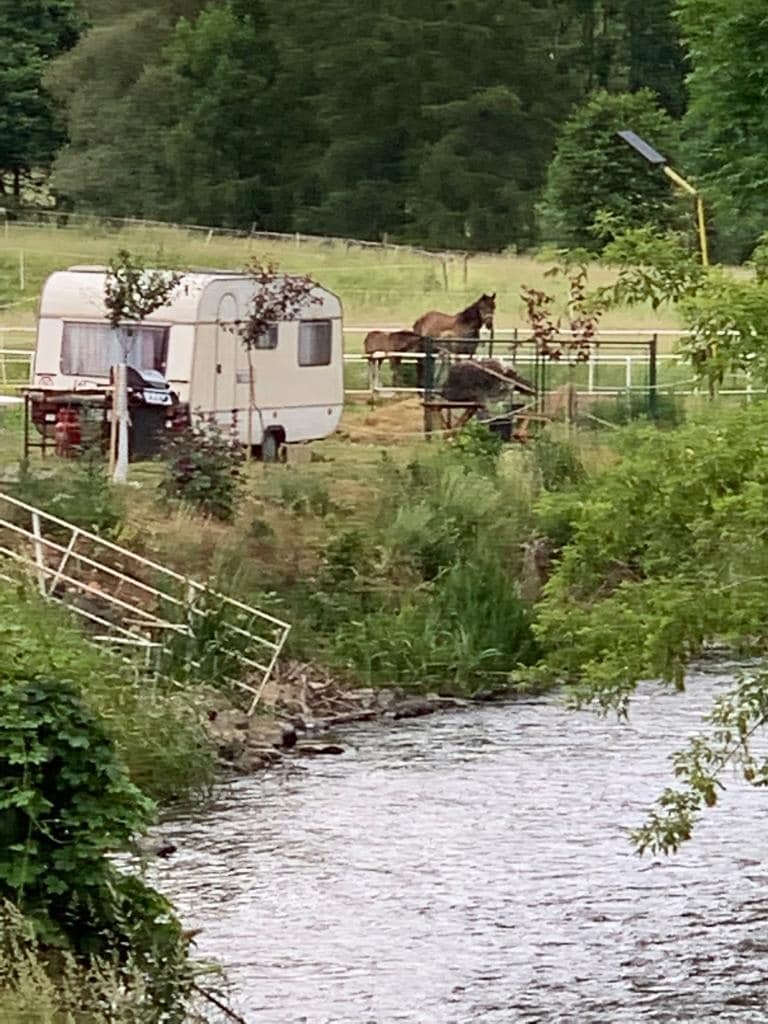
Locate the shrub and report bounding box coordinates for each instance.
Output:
[0,583,214,803]
[447,419,503,472]
[0,675,190,1020]
[529,432,586,491]
[159,416,245,521]
[9,450,125,540]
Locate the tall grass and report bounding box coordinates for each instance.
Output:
[0,582,214,802]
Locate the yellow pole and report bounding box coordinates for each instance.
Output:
[695,195,710,267]
[662,165,709,267]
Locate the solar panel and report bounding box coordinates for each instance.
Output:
[617,130,667,165]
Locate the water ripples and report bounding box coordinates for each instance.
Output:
[149,671,768,1022]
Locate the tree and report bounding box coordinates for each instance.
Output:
[676,0,768,261]
[163,0,283,229]
[623,0,687,117]
[538,89,684,249]
[533,403,768,852]
[46,2,207,216]
[0,0,81,197]
[104,250,182,483]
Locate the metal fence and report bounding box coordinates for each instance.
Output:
[0,490,290,714]
[3,325,764,402]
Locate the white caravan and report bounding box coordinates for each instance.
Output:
[31,267,344,457]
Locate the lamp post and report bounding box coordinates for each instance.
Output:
[617,129,709,267]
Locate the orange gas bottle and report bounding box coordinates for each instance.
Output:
[54,408,81,457]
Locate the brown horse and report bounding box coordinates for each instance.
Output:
[413,293,496,355]
[442,358,536,403]
[363,329,424,387]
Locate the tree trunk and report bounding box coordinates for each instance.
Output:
[112,362,130,483]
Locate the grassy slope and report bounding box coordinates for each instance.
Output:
[0,222,683,347]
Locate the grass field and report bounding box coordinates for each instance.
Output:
[0,221,684,345]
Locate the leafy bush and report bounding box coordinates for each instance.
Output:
[0,674,190,1019]
[447,419,503,471]
[160,416,245,521]
[0,583,214,803]
[10,451,125,540]
[535,403,768,707]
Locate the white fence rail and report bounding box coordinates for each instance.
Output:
[2,324,762,399]
[0,491,290,714]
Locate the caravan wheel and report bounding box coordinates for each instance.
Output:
[261,429,283,463]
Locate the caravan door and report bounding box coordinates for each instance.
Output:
[214,294,238,422]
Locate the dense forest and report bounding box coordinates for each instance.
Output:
[0,0,764,257]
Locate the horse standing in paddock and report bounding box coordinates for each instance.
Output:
[412,293,496,355]
[363,329,425,387]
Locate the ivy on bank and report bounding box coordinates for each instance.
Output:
[0,674,191,1020]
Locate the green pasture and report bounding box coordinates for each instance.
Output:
[0,221,684,343]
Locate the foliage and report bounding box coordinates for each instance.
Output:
[594,219,707,309]
[9,451,126,540]
[334,557,538,692]
[231,257,320,350]
[104,248,183,331]
[447,419,503,471]
[42,0,684,249]
[593,223,768,394]
[529,432,586,491]
[0,582,214,804]
[0,673,191,1019]
[160,415,246,521]
[0,0,82,195]
[533,403,768,846]
[522,266,602,362]
[676,0,768,259]
[538,89,683,249]
[584,389,685,429]
[164,0,284,228]
[536,399,768,704]
[278,471,334,517]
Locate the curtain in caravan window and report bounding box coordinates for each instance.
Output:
[60,323,169,376]
[298,320,332,366]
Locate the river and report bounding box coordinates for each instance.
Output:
[150,669,768,1023]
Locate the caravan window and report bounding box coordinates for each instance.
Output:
[60,322,169,377]
[298,320,332,366]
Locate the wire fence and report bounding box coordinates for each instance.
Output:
[2,324,763,401]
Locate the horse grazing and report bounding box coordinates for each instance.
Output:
[363,329,424,387]
[412,293,496,355]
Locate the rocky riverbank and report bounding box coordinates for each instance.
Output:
[206,660,469,775]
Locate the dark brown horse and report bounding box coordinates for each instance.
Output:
[413,293,496,355]
[363,329,424,387]
[442,358,536,403]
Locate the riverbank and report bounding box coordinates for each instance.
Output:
[207,658,475,776]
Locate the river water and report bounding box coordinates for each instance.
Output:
[151,669,768,1023]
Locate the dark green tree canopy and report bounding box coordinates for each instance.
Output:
[538,89,683,249]
[0,0,82,196]
[24,0,691,250]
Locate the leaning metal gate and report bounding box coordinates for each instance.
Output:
[0,491,290,715]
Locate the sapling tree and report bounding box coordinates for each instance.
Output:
[233,256,321,348]
[219,256,320,453]
[104,250,182,482]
